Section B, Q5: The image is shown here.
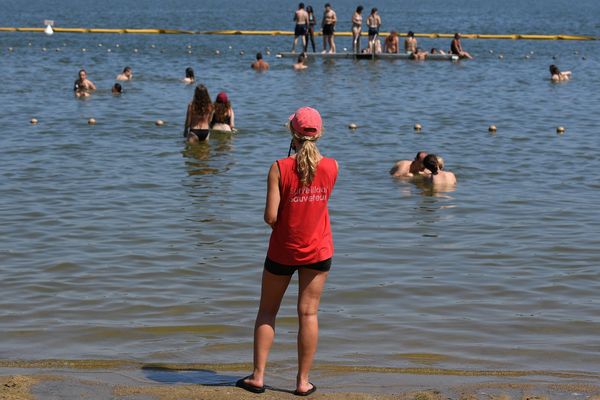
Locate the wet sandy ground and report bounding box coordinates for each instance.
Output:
[2,364,600,400]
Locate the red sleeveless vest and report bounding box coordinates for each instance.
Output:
[267,156,338,265]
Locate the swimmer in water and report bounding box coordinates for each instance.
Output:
[404,31,417,53]
[351,6,363,53]
[112,83,122,94]
[251,52,270,71]
[549,64,571,82]
[73,69,96,97]
[210,91,235,132]
[183,67,195,84]
[292,3,309,53]
[321,3,337,53]
[423,154,457,186]
[293,53,308,70]
[116,66,133,81]
[389,151,429,178]
[450,33,473,59]
[183,84,213,144]
[384,30,399,53]
[411,47,427,60]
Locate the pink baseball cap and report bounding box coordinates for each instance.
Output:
[216,92,228,103]
[288,107,322,137]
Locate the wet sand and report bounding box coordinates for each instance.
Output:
[2,361,600,400]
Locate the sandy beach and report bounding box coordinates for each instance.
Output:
[2,361,600,400]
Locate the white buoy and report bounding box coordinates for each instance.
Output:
[488,125,497,133]
[187,45,192,49]
[107,49,111,52]
[348,123,358,130]
[155,119,165,126]
[276,54,282,58]
[82,48,86,52]
[498,54,504,59]
[228,45,232,49]
[28,42,32,46]
[98,43,103,47]
[30,118,38,124]
[343,47,348,51]
[42,47,47,51]
[133,48,138,53]
[44,24,53,35]
[266,50,271,55]
[525,55,530,59]
[556,126,565,134]
[489,50,494,54]
[414,123,422,131]
[9,47,13,51]
[151,44,156,48]
[115,44,120,48]
[188,50,192,54]
[239,50,245,55]
[215,50,220,55]
[88,118,96,125]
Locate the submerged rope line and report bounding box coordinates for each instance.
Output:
[0,27,597,40]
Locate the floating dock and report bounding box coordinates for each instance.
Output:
[277,52,460,61]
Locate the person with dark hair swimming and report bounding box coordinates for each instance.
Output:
[450,33,473,59]
[111,83,122,94]
[351,6,363,53]
[423,154,456,186]
[304,5,317,52]
[116,66,133,81]
[389,151,429,178]
[183,67,195,84]
[549,64,571,82]
[183,84,213,143]
[292,3,309,53]
[321,3,337,53]
[236,106,338,397]
[293,53,308,70]
[210,91,235,132]
[73,69,96,97]
[251,52,270,71]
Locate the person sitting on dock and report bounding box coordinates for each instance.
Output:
[384,30,399,53]
[404,31,417,53]
[292,3,309,53]
[389,151,429,178]
[293,53,308,70]
[73,69,96,97]
[450,33,473,59]
[366,8,381,53]
[321,3,337,53]
[251,52,270,71]
[549,64,571,82]
[116,66,133,81]
[411,47,427,60]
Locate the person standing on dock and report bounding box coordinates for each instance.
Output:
[450,33,473,59]
[351,6,363,53]
[321,3,337,53]
[304,5,317,52]
[366,8,381,53]
[292,3,309,53]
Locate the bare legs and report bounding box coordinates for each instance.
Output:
[292,35,307,53]
[243,267,329,393]
[352,28,361,53]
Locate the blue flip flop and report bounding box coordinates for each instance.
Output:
[236,376,266,394]
[294,383,317,396]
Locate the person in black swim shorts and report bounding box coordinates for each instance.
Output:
[321,3,337,53]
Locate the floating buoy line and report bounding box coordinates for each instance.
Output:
[0,27,597,40]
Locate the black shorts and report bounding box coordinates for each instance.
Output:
[295,24,308,36]
[322,24,334,36]
[264,257,331,276]
[368,27,379,36]
[188,128,210,141]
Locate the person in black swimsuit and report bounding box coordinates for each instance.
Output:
[184,84,213,143]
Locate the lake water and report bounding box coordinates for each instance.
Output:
[1,0,600,383]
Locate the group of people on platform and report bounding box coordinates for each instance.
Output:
[290,2,473,59]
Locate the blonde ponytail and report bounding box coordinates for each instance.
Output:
[295,136,322,186]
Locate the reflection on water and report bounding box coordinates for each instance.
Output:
[182,132,234,176]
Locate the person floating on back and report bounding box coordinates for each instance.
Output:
[450,33,473,59]
[549,64,571,82]
[251,52,270,71]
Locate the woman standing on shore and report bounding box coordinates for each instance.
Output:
[236,107,338,397]
[351,6,363,53]
[304,5,317,52]
[183,84,213,143]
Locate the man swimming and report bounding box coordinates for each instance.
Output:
[389,151,429,177]
[321,3,337,53]
[251,52,270,71]
[116,66,133,81]
[292,3,309,52]
[293,53,308,70]
[411,47,427,60]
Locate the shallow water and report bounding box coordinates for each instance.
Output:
[1,0,600,377]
